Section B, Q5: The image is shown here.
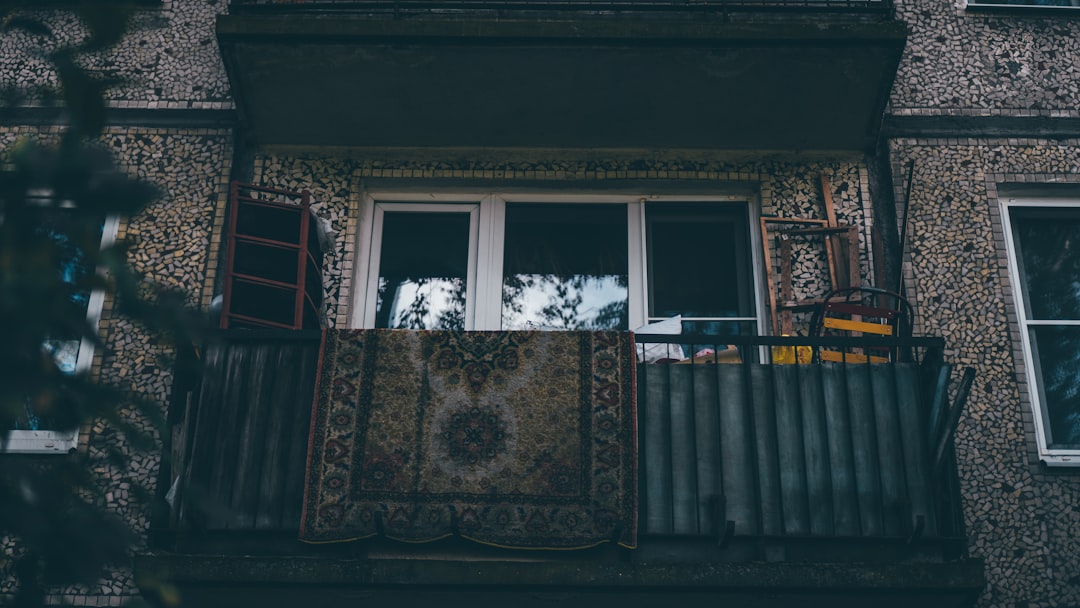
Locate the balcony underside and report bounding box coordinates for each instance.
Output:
[217,16,906,151]
[134,554,984,608]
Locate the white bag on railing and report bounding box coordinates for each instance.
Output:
[634,316,687,363]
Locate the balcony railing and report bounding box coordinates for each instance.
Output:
[158,330,968,561]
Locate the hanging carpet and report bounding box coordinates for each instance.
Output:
[300,329,637,549]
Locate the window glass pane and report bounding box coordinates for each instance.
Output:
[1013,210,1080,321]
[646,203,753,331]
[501,203,628,330]
[12,212,103,432]
[41,211,101,373]
[1029,326,1080,448]
[375,211,469,330]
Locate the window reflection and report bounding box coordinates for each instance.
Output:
[1030,326,1080,448]
[11,212,102,432]
[1014,209,1080,448]
[501,204,628,330]
[374,211,469,330]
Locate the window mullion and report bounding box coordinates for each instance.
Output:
[476,195,506,330]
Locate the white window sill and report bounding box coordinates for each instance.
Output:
[1040,452,1080,467]
[966,1,1080,10]
[2,430,78,455]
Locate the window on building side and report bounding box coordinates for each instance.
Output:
[1003,200,1080,466]
[2,212,118,454]
[352,193,764,335]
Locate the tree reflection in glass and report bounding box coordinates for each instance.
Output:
[501,204,628,330]
[1014,210,1080,447]
[374,211,469,330]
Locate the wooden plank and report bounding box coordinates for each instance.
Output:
[692,367,723,536]
[760,217,780,336]
[798,365,834,536]
[760,216,831,335]
[870,364,907,537]
[825,301,898,319]
[822,317,894,335]
[668,366,700,535]
[254,344,290,529]
[820,350,890,364]
[820,174,850,289]
[642,365,674,535]
[780,236,793,335]
[821,364,859,535]
[845,364,884,536]
[781,226,856,237]
[847,226,861,289]
[760,216,830,226]
[255,342,312,529]
[772,365,811,535]
[717,365,758,535]
[231,345,272,529]
[209,345,250,528]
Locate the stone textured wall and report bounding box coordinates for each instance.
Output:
[891,0,1080,115]
[890,137,1080,608]
[251,153,875,334]
[0,0,230,109]
[0,125,233,606]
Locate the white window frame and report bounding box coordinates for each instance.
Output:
[1001,197,1080,467]
[351,191,767,335]
[966,0,1080,9]
[3,215,120,455]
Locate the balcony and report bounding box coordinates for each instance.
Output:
[217,0,906,152]
[137,329,983,608]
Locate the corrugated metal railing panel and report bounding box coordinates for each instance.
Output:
[179,333,320,531]
[640,362,941,540]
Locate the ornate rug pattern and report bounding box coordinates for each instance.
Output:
[300,330,637,548]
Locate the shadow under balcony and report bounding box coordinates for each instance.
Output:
[137,330,983,608]
[217,1,906,152]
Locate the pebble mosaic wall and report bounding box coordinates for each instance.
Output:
[0,1,231,110]
[891,0,1080,115]
[890,137,1080,608]
[0,125,233,605]
[3,1,1078,607]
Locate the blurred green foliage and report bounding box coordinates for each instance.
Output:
[1,3,197,606]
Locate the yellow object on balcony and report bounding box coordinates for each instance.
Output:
[771,336,813,365]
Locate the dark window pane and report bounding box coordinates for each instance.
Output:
[501,204,628,330]
[11,211,103,431]
[375,211,470,330]
[1013,210,1080,321]
[1030,325,1080,448]
[41,211,103,373]
[647,203,753,320]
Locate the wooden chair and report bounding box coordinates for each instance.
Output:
[809,287,914,363]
